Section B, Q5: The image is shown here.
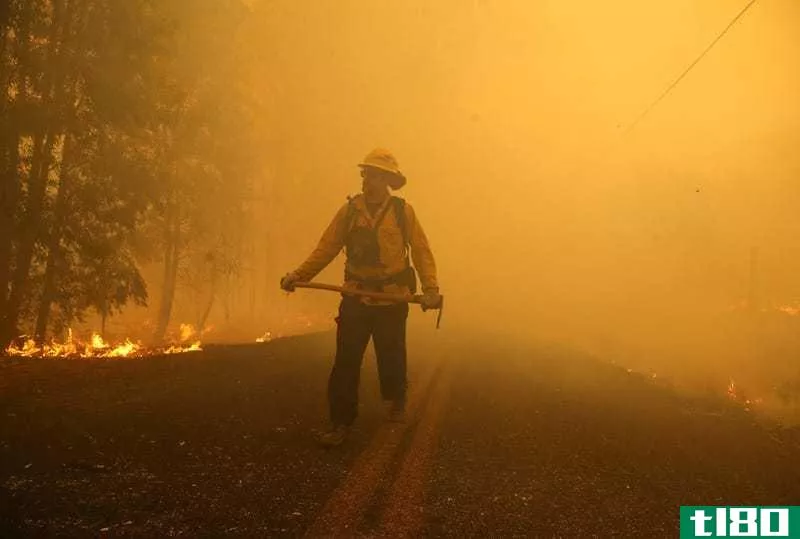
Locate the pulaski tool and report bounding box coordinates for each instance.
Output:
[293,281,444,329]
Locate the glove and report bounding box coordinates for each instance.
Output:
[280,272,300,292]
[420,291,443,311]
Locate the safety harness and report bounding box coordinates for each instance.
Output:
[343,196,417,293]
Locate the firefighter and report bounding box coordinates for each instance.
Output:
[280,148,441,447]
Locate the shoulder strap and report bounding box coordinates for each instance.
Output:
[391,196,409,246]
[345,196,408,246]
[343,195,357,235]
[373,198,394,229]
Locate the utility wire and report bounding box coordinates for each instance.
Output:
[624,0,758,134]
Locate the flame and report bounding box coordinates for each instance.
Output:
[179,323,196,342]
[776,305,800,316]
[4,326,203,359]
[256,331,272,343]
[101,340,140,358]
[725,378,767,412]
[163,341,202,354]
[727,379,738,400]
[90,333,107,350]
[7,339,40,357]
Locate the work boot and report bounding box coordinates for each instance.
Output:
[386,399,405,423]
[318,424,349,447]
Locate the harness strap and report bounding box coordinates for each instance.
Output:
[344,195,408,246]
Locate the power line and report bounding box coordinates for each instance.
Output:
[624,0,758,134]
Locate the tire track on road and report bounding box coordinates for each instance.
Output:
[304,355,444,538]
[376,360,451,538]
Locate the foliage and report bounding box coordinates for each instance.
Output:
[0,0,260,346]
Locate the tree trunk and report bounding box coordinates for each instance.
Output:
[154,192,180,344]
[0,2,14,66]
[0,6,24,346]
[196,256,217,336]
[223,271,230,323]
[34,133,73,343]
[197,289,215,340]
[0,1,11,32]
[33,218,61,343]
[0,128,52,343]
[0,128,20,320]
[0,0,70,347]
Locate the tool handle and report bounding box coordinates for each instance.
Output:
[293,282,424,304]
[291,282,443,328]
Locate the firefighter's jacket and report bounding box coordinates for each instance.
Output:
[293,194,438,305]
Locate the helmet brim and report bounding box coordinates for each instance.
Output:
[358,164,406,189]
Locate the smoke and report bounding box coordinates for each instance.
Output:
[78,0,800,420]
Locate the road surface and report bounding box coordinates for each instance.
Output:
[1,331,798,536]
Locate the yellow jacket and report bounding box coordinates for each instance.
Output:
[293,194,438,304]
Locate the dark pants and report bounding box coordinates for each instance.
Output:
[329,296,409,426]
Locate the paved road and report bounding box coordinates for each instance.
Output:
[1,332,798,537]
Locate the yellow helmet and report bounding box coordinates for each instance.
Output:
[358,148,406,189]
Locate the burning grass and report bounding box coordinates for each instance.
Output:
[4,328,203,359]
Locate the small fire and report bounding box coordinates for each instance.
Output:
[179,323,196,342]
[86,333,141,357]
[163,341,202,354]
[727,379,738,400]
[726,379,764,411]
[256,331,272,343]
[11,339,41,356]
[102,340,141,358]
[90,333,107,350]
[4,324,203,359]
